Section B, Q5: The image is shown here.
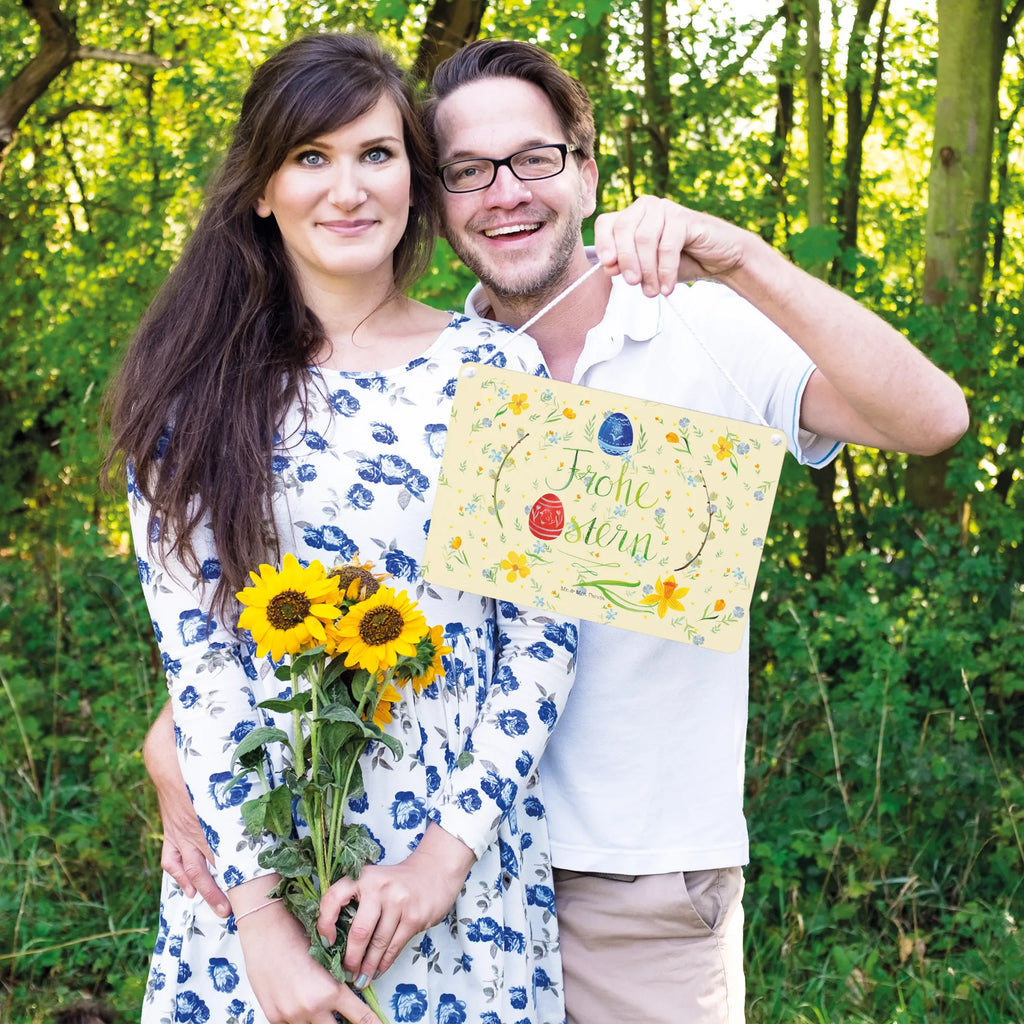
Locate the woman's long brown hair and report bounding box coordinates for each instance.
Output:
[104,32,440,619]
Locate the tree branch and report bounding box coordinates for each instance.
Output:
[1,0,178,166]
[74,46,177,70]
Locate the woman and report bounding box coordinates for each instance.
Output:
[105,33,575,1024]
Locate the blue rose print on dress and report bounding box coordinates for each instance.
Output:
[383,549,419,583]
[272,455,289,474]
[497,710,529,737]
[354,373,389,393]
[302,524,357,559]
[537,698,558,730]
[296,463,317,482]
[526,884,556,913]
[391,983,428,1022]
[480,769,517,812]
[371,422,398,444]
[515,751,533,777]
[208,957,240,993]
[435,993,467,1024]
[223,866,244,888]
[138,556,152,583]
[406,470,430,498]
[177,962,192,984]
[494,665,519,694]
[425,764,440,796]
[424,423,447,457]
[209,771,250,809]
[523,796,545,818]
[390,791,427,830]
[179,686,200,709]
[456,789,481,813]
[347,483,374,509]
[525,641,554,661]
[509,986,528,1010]
[174,991,211,1023]
[543,621,578,652]
[329,389,360,415]
[178,608,214,646]
[162,651,182,676]
[499,838,519,879]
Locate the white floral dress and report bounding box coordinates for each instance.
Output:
[130,317,577,1024]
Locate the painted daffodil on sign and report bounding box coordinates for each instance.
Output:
[231,555,448,1024]
[640,574,690,619]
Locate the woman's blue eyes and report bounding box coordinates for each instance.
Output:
[294,147,394,167]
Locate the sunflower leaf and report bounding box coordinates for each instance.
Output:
[231,726,291,768]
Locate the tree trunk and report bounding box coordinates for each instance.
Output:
[802,0,826,253]
[640,0,672,195]
[908,0,1002,511]
[410,0,490,84]
[836,0,889,285]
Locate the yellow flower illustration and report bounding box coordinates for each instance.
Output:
[501,551,530,581]
[329,586,429,674]
[236,553,342,661]
[451,536,462,550]
[508,393,529,414]
[714,598,726,612]
[713,436,733,461]
[640,574,689,619]
[666,431,679,443]
[562,407,576,419]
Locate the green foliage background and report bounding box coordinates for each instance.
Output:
[1,1,1022,1022]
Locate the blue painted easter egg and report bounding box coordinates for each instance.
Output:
[597,411,634,456]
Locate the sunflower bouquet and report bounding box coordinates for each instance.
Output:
[229,553,449,1021]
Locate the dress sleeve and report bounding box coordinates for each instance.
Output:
[128,466,276,887]
[430,602,578,858]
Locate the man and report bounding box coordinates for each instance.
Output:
[146,38,968,1024]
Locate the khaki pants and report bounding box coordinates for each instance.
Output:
[552,867,745,1024]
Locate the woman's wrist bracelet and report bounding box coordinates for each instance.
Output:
[233,898,283,923]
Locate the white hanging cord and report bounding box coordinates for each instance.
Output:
[663,291,770,428]
[509,262,604,338]
[505,258,769,429]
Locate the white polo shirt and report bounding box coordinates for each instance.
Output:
[466,266,841,873]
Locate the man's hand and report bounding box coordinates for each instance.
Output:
[317,823,476,988]
[144,702,231,917]
[594,196,746,296]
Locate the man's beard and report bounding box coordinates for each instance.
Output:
[446,203,584,320]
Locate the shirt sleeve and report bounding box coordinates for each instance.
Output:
[430,603,578,858]
[128,466,277,888]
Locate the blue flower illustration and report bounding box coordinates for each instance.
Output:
[497,709,529,737]
[174,991,211,1023]
[347,483,374,509]
[329,389,360,416]
[391,983,428,1022]
[390,791,427,830]
[208,957,240,993]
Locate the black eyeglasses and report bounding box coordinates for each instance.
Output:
[437,143,579,194]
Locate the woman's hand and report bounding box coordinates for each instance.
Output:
[144,702,232,916]
[317,823,476,988]
[233,882,381,1024]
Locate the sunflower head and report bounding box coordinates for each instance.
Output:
[329,557,386,603]
[395,623,451,693]
[236,553,342,661]
[330,586,429,675]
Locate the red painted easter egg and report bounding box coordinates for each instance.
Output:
[529,492,565,540]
